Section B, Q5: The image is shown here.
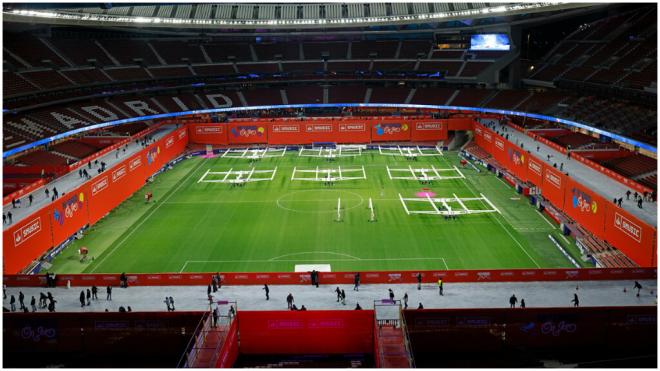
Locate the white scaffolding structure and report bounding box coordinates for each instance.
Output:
[198,167,278,184]
[291,166,367,182]
[398,193,501,216]
[220,147,287,159]
[298,145,364,159]
[386,165,466,181]
[378,145,443,159]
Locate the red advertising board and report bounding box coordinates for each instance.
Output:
[446,118,475,131]
[237,310,374,355]
[49,185,89,246]
[410,120,448,141]
[227,123,268,144]
[4,268,655,287]
[492,136,507,164]
[604,207,657,266]
[504,142,528,182]
[188,123,228,145]
[563,178,607,239]
[3,209,53,274]
[371,122,411,142]
[541,164,566,209]
[526,155,544,187]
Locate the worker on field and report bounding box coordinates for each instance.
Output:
[263,284,269,300]
[438,279,443,296]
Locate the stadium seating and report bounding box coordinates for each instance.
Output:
[408,87,456,106]
[16,149,70,166]
[60,68,113,85]
[449,88,492,106]
[602,154,657,178]
[98,39,161,65]
[484,90,532,110]
[4,72,39,96]
[327,85,367,103]
[51,140,100,159]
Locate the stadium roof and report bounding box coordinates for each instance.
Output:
[4,2,599,30]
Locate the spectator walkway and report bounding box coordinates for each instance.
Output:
[3,280,656,313]
[491,121,657,225]
[3,124,178,230]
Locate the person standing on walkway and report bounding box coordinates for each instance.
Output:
[437,279,443,296]
[48,298,56,312]
[212,277,218,293]
[7,211,12,224]
[40,292,47,308]
[30,296,37,312]
[286,293,294,309]
[417,302,424,309]
[79,291,86,308]
[388,288,395,301]
[207,284,212,297]
[634,281,643,297]
[572,293,579,307]
[164,296,171,311]
[417,273,422,290]
[212,307,219,327]
[9,295,16,312]
[28,194,33,206]
[263,284,269,300]
[169,297,175,311]
[626,190,631,200]
[354,272,360,291]
[335,287,341,302]
[403,293,409,309]
[520,299,526,308]
[509,294,518,308]
[18,291,25,311]
[341,289,346,305]
[86,289,91,306]
[92,286,98,300]
[106,286,112,300]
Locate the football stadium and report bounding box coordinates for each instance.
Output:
[2,2,658,368]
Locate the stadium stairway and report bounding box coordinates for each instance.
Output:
[374,304,414,368]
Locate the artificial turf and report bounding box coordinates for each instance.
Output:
[48,150,589,274]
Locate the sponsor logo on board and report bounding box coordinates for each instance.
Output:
[375,123,408,136]
[272,124,299,133]
[544,169,561,189]
[195,126,223,134]
[91,176,109,195]
[13,217,41,246]
[112,165,127,183]
[415,122,442,131]
[306,124,332,133]
[614,212,642,242]
[231,125,265,137]
[571,186,598,214]
[339,123,366,132]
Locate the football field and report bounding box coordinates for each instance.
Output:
[48,149,587,274]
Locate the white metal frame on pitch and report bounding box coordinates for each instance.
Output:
[378,145,443,158]
[298,145,364,159]
[198,167,278,184]
[398,193,501,216]
[220,147,287,159]
[386,165,466,181]
[291,166,367,182]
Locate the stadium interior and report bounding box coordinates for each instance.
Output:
[2,2,657,368]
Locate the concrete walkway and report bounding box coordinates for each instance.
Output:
[4,280,656,314]
[491,121,656,225]
[3,124,177,229]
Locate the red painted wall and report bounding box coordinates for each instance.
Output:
[187,124,229,145]
[237,310,374,355]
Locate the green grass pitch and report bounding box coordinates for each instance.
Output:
[48,150,588,274]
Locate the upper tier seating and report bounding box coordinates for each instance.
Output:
[51,140,100,159]
[602,154,657,178]
[16,150,69,166]
[408,87,456,106]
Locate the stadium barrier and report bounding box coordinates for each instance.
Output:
[2,126,189,274]
[216,319,240,368]
[474,122,657,266]
[3,178,46,206]
[3,267,655,287]
[570,151,653,194]
[187,117,458,145]
[236,310,375,355]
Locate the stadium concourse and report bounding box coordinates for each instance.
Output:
[3,279,657,313]
[2,124,178,229]
[487,120,657,225]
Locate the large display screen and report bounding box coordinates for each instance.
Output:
[469,34,511,51]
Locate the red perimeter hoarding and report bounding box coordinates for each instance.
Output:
[237,310,374,355]
[410,120,448,141]
[472,122,656,267]
[188,124,229,145]
[2,127,189,274]
[370,122,411,142]
[227,123,268,144]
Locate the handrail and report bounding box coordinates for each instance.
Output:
[399,307,416,368]
[177,311,210,368]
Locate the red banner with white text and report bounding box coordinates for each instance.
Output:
[3,208,54,274]
[541,164,566,209]
[604,207,657,266]
[410,120,448,141]
[504,141,529,182]
[187,123,229,145]
[526,155,544,188]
